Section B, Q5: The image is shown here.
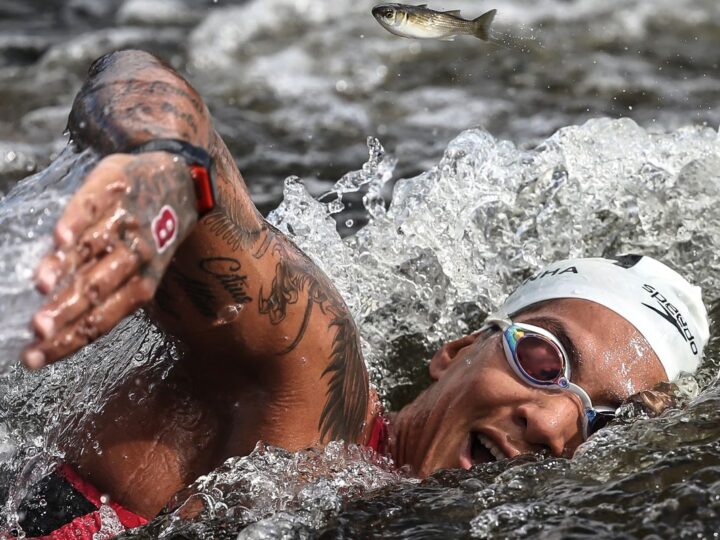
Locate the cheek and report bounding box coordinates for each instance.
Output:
[464,362,529,412]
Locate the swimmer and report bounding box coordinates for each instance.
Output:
[15,51,710,537]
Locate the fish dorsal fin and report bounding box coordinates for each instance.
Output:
[443,9,462,16]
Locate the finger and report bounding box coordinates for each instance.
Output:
[54,156,130,248]
[23,275,156,369]
[32,242,143,339]
[35,250,72,295]
[73,206,132,266]
[35,206,131,294]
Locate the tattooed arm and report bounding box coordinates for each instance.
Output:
[26,50,370,452]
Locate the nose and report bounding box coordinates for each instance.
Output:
[514,395,585,457]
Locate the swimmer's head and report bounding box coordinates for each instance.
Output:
[496,255,709,381]
[389,255,709,476]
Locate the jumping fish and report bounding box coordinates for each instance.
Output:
[372,3,497,42]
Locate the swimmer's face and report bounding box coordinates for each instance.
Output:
[389,299,667,476]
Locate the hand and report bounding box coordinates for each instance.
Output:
[22,152,198,369]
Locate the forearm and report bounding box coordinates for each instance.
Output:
[68,50,212,155]
[60,52,370,446]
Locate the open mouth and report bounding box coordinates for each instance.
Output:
[465,431,507,466]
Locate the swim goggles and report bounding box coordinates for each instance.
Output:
[482,313,616,440]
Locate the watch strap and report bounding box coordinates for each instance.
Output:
[127,138,216,216]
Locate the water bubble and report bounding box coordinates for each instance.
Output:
[213,304,243,326]
[327,198,344,214]
[92,440,103,455]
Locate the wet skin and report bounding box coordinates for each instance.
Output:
[23,50,373,518]
[389,299,667,476]
[20,50,669,519]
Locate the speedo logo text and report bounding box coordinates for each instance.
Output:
[642,284,698,355]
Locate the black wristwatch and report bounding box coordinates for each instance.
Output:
[127,138,216,216]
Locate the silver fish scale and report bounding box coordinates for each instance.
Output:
[408,11,473,33]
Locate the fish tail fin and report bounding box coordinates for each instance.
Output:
[471,9,497,41]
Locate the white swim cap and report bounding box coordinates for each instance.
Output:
[494,256,710,381]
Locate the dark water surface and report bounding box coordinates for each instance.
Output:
[0,0,719,538]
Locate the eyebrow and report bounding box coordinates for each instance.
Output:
[522,316,582,375]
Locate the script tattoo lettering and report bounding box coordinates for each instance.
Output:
[254,225,368,443]
[170,268,217,319]
[199,257,252,305]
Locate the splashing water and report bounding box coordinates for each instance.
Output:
[120,441,409,539]
[1,119,719,537]
[0,0,719,536]
[0,147,98,373]
[270,118,720,400]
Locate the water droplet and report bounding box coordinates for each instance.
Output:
[213,304,243,326]
[327,199,344,214]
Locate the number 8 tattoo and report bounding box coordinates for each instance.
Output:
[152,205,179,253]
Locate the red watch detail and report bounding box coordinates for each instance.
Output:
[190,164,215,215]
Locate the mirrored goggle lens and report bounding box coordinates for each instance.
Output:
[515,335,564,382]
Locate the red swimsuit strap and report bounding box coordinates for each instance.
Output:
[57,465,149,528]
[367,413,390,456]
